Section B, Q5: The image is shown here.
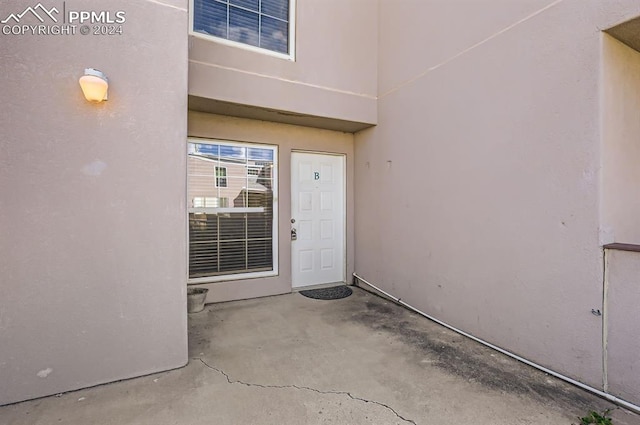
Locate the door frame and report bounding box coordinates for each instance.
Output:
[290,150,347,288]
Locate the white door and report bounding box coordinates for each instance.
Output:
[291,152,345,288]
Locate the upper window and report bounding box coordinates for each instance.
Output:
[192,0,291,56]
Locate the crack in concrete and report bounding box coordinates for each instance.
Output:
[194,357,417,425]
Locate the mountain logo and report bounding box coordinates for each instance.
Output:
[1,3,59,24]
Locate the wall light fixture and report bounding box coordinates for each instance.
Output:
[79,68,108,103]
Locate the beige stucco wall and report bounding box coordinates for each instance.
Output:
[602,34,640,245]
[188,112,354,302]
[0,0,189,405]
[188,0,377,127]
[355,0,640,390]
[606,249,640,404]
[601,27,640,407]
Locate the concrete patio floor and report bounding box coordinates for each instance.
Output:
[2,286,640,425]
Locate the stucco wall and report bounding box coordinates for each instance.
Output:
[602,34,640,245]
[188,0,377,127]
[601,26,640,408]
[188,112,354,303]
[606,249,640,404]
[355,0,640,389]
[0,0,189,405]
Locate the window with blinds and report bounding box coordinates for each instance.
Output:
[192,0,291,56]
[188,140,277,280]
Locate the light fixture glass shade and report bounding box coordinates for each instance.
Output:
[79,68,108,102]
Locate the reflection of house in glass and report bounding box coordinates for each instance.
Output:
[187,142,275,278]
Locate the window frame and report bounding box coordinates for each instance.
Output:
[187,137,279,284]
[189,0,296,61]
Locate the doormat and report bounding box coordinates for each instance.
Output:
[299,285,353,300]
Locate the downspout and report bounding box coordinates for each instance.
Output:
[352,272,640,414]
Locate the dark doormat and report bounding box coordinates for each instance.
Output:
[299,285,353,300]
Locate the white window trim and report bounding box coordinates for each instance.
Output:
[188,0,296,61]
[187,137,279,284]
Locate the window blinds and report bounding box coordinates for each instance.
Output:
[193,0,289,54]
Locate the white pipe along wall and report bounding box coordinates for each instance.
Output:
[352,273,640,415]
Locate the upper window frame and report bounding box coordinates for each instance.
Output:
[189,0,296,61]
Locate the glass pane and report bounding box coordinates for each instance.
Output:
[247,147,274,161]
[229,6,259,47]
[192,143,220,158]
[230,188,247,207]
[219,144,246,161]
[247,189,272,208]
[247,213,272,239]
[222,177,248,207]
[261,0,288,20]
[260,15,288,54]
[189,213,218,243]
[188,154,220,208]
[218,214,246,240]
[247,239,273,270]
[222,161,248,179]
[219,240,247,271]
[193,0,227,38]
[247,166,261,175]
[230,0,258,12]
[189,213,219,277]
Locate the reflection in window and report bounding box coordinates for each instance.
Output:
[215,166,228,187]
[187,141,277,279]
[193,0,290,55]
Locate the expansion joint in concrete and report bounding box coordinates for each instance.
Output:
[194,357,417,425]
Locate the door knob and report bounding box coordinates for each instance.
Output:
[291,228,297,241]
